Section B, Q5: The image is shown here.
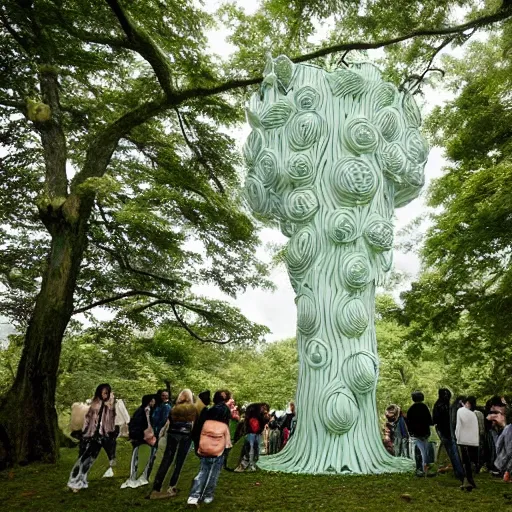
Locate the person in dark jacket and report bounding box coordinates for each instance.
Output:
[433,388,464,480]
[149,389,197,500]
[406,390,433,476]
[234,402,270,472]
[121,394,156,489]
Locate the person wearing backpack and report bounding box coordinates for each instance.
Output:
[187,391,232,506]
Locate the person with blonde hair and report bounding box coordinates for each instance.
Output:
[149,388,198,500]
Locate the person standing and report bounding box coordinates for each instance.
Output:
[433,389,464,480]
[487,401,512,480]
[149,389,197,500]
[406,391,433,476]
[455,397,479,490]
[121,394,157,489]
[234,402,270,472]
[67,384,116,492]
[187,393,232,506]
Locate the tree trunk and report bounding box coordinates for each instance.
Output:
[0,195,91,467]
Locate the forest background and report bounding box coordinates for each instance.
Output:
[1,0,512,464]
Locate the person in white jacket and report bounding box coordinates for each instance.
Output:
[455,397,479,490]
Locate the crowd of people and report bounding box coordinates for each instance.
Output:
[66,383,294,506]
[383,389,512,490]
[67,382,512,503]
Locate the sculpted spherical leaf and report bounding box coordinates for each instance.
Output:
[403,161,425,188]
[285,225,317,276]
[244,177,271,216]
[297,294,320,336]
[344,118,379,154]
[274,55,295,92]
[375,108,401,142]
[289,112,323,150]
[326,69,365,97]
[364,216,394,252]
[343,352,378,395]
[255,150,282,189]
[402,91,422,128]
[394,182,422,208]
[304,337,329,368]
[295,86,320,111]
[406,130,429,165]
[243,130,263,167]
[320,382,358,435]
[284,188,319,222]
[329,209,359,244]
[380,143,407,183]
[286,153,315,186]
[336,297,369,338]
[342,252,371,290]
[280,219,298,238]
[260,100,293,130]
[331,157,378,206]
[373,82,397,110]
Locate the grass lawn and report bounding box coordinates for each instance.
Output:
[1,438,511,511]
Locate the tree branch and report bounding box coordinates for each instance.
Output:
[72,4,512,192]
[94,241,184,289]
[72,96,167,189]
[173,4,512,102]
[400,35,456,92]
[76,290,231,344]
[0,97,26,112]
[73,290,160,314]
[175,108,224,194]
[104,0,175,97]
[0,7,31,52]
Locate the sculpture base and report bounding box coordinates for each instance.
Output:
[257,438,414,475]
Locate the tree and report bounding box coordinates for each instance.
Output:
[1,0,512,467]
[401,29,512,394]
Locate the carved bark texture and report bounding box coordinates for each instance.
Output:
[243,57,427,474]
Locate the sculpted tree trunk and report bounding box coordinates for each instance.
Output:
[243,56,428,474]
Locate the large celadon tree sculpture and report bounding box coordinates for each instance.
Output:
[243,56,428,474]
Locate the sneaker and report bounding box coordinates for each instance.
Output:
[187,497,199,506]
[102,467,114,478]
[167,486,177,497]
[149,490,171,500]
[234,465,245,473]
[135,475,149,487]
[120,479,139,489]
[248,465,257,472]
[203,497,213,504]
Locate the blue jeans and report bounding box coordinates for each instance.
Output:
[412,436,430,470]
[239,433,260,469]
[189,455,224,501]
[439,434,464,481]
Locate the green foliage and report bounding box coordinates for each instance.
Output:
[0,0,273,345]
[402,30,512,398]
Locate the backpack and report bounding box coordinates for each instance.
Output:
[198,420,227,457]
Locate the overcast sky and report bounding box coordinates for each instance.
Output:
[194,2,456,341]
[1,2,463,343]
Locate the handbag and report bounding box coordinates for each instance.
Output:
[143,408,157,446]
